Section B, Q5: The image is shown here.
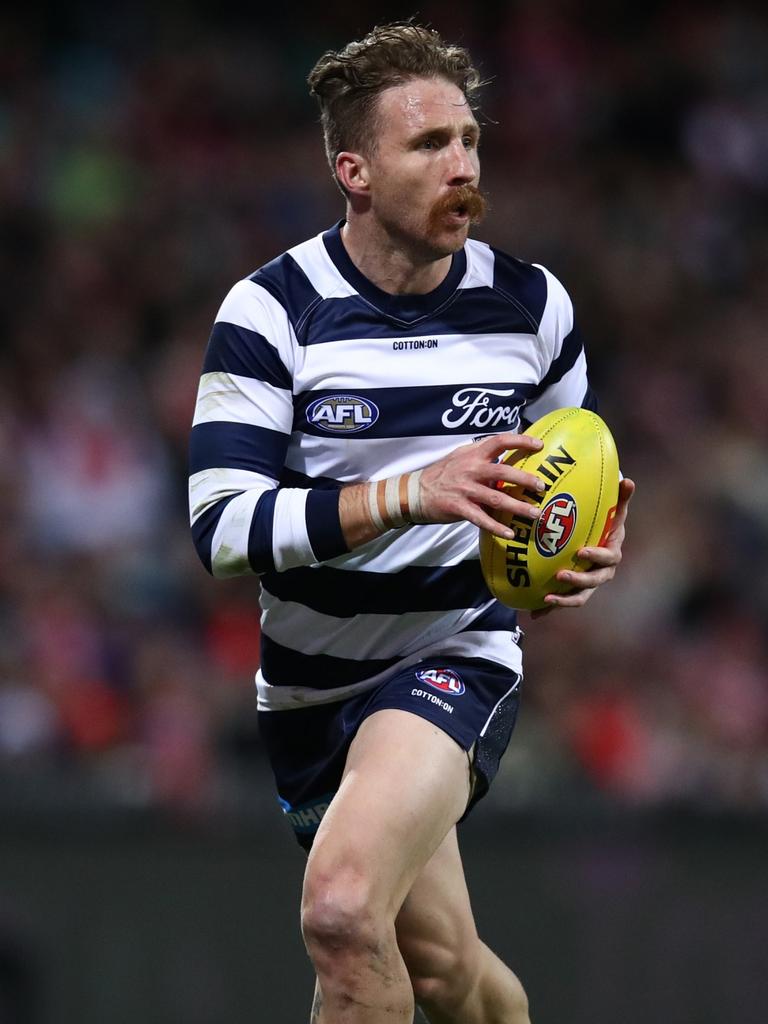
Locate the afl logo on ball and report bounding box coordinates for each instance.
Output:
[535,493,577,557]
[415,668,465,696]
[307,395,379,433]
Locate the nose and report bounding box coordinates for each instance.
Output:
[447,139,476,186]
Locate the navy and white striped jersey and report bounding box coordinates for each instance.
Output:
[189,221,595,711]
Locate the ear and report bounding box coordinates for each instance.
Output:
[336,151,370,196]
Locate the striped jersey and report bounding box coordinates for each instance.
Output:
[189,221,595,711]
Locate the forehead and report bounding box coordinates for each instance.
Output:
[376,77,477,136]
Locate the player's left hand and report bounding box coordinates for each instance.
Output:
[530,478,635,619]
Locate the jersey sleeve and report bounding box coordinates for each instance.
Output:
[521,265,597,425]
[188,278,348,578]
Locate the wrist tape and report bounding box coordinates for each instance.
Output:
[367,469,426,531]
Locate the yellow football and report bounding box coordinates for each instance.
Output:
[479,407,620,611]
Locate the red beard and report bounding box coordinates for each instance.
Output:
[426,185,488,235]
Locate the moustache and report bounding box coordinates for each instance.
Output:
[427,185,488,231]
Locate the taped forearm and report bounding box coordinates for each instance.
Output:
[340,471,429,550]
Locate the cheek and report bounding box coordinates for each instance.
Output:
[377,173,431,212]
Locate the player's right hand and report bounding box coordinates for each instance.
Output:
[418,432,547,539]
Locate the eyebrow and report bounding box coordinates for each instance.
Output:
[410,122,481,142]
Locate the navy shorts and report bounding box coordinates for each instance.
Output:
[258,657,522,851]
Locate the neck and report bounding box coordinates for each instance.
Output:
[340,213,453,296]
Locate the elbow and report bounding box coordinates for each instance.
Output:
[190,527,221,577]
[210,552,258,578]
[190,490,275,578]
[190,493,248,577]
[193,530,262,578]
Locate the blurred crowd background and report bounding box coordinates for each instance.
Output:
[1,0,767,823]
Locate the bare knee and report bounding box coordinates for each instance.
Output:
[301,863,388,978]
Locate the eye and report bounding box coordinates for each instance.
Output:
[421,137,438,150]
[462,135,477,150]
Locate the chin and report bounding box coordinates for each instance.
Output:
[426,227,470,258]
[387,216,468,261]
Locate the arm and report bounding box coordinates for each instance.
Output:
[339,431,547,549]
[190,280,546,577]
[524,266,634,615]
[189,278,348,578]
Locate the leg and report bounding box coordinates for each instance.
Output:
[397,827,530,1024]
[301,709,473,1023]
[310,980,322,1023]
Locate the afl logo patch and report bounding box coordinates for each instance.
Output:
[415,668,465,696]
[307,395,379,433]
[535,492,577,557]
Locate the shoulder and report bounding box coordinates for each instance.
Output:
[213,233,327,340]
[230,230,355,342]
[247,237,324,328]
[464,238,573,333]
[210,238,325,376]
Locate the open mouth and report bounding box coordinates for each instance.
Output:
[427,186,487,234]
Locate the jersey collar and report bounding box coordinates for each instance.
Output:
[322,220,467,324]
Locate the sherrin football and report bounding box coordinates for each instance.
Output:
[479,407,620,611]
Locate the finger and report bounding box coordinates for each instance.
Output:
[463,505,519,540]
[612,478,635,525]
[556,566,614,590]
[576,546,620,566]
[581,478,634,553]
[481,433,543,461]
[541,589,593,609]
[498,443,542,467]
[619,477,636,503]
[486,463,547,495]
[474,484,541,522]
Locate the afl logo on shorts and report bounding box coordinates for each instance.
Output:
[307,395,379,433]
[415,668,465,696]
[535,492,577,557]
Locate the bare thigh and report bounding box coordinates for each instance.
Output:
[303,708,473,920]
